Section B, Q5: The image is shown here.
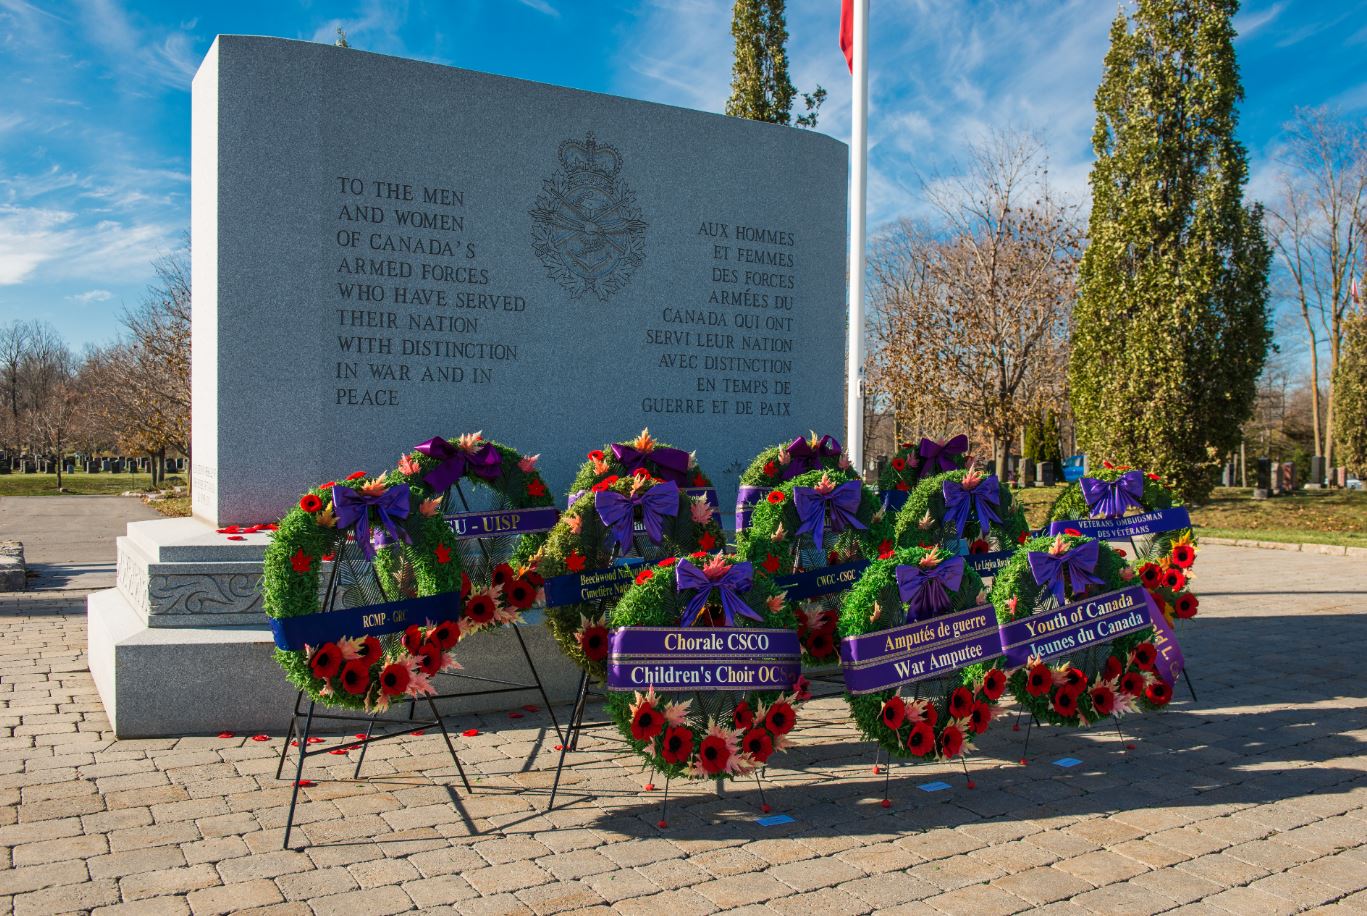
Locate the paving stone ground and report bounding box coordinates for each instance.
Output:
[1,544,1365,915]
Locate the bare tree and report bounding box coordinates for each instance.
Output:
[866,132,1082,477]
[1266,108,1367,472]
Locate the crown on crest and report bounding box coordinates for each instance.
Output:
[558,133,622,190]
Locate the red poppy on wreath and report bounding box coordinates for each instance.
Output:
[319,481,336,490]
[766,489,785,505]
[492,563,515,588]
[460,572,472,599]
[290,549,313,575]
[891,457,906,472]
[1025,663,1052,697]
[660,726,693,764]
[402,625,424,655]
[1131,642,1157,670]
[980,668,1007,701]
[299,493,323,513]
[631,702,664,742]
[1090,684,1116,716]
[1139,563,1163,589]
[1060,666,1089,690]
[742,728,775,764]
[733,700,755,731]
[826,550,840,565]
[630,466,652,479]
[938,724,965,758]
[657,556,678,567]
[1174,592,1199,619]
[896,481,910,491]
[310,643,342,679]
[565,550,587,573]
[434,543,452,565]
[1145,681,1172,706]
[761,554,781,574]
[947,686,974,720]
[417,640,443,677]
[878,539,894,560]
[969,538,991,554]
[590,475,620,492]
[379,662,411,697]
[880,695,906,730]
[464,594,497,625]
[699,532,717,551]
[504,577,537,610]
[1163,567,1186,591]
[805,630,835,658]
[764,700,795,735]
[907,721,935,756]
[696,733,732,775]
[1147,472,1161,481]
[1052,686,1081,717]
[969,701,992,734]
[1102,655,1123,682]
[1120,671,1146,696]
[1017,531,1029,544]
[576,617,609,661]
[587,449,605,461]
[634,568,654,585]
[763,460,778,478]
[915,699,938,728]
[353,636,382,662]
[339,661,371,695]
[346,470,366,481]
[692,472,707,487]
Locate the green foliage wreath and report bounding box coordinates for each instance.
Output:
[604,554,805,781]
[839,547,1005,760]
[739,470,895,666]
[963,533,1173,729]
[565,429,715,502]
[734,433,856,548]
[894,468,1031,553]
[876,436,970,494]
[539,476,725,679]
[263,471,465,711]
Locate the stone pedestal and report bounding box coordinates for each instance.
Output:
[88,517,582,737]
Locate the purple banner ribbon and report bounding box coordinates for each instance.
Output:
[839,603,1001,695]
[773,559,870,601]
[735,485,767,530]
[445,507,560,540]
[606,627,801,692]
[571,486,716,509]
[997,586,1182,685]
[1047,507,1193,541]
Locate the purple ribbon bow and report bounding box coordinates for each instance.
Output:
[676,559,761,627]
[941,475,1003,537]
[610,443,690,485]
[413,436,503,492]
[895,556,965,622]
[594,480,680,552]
[793,479,867,551]
[1081,471,1145,519]
[332,483,412,560]
[1027,539,1105,603]
[782,434,843,480]
[919,435,969,474]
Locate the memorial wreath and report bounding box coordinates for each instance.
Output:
[733,433,855,543]
[565,429,715,505]
[877,435,971,501]
[538,474,726,679]
[893,468,1032,581]
[839,546,1006,761]
[604,553,806,780]
[740,470,895,666]
[263,472,466,711]
[964,532,1178,729]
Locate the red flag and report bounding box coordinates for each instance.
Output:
[840,0,854,73]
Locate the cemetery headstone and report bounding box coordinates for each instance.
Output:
[1036,460,1056,487]
[1309,455,1326,489]
[1335,466,1348,488]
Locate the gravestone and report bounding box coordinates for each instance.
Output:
[1036,460,1055,487]
[88,35,850,737]
[1308,455,1325,489]
[1335,466,1348,488]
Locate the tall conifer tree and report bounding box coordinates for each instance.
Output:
[726,0,824,127]
[1069,0,1271,501]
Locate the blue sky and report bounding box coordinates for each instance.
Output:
[0,0,1363,352]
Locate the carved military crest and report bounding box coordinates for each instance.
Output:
[530,133,647,301]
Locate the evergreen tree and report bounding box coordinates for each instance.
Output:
[1069,0,1271,502]
[1333,308,1367,475]
[726,0,824,128]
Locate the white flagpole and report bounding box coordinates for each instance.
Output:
[845,0,869,473]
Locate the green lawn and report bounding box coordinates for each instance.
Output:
[0,471,186,498]
[1009,482,1367,548]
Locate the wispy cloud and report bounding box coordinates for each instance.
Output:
[517,0,560,17]
[0,204,178,287]
[1234,2,1287,41]
[66,288,112,304]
